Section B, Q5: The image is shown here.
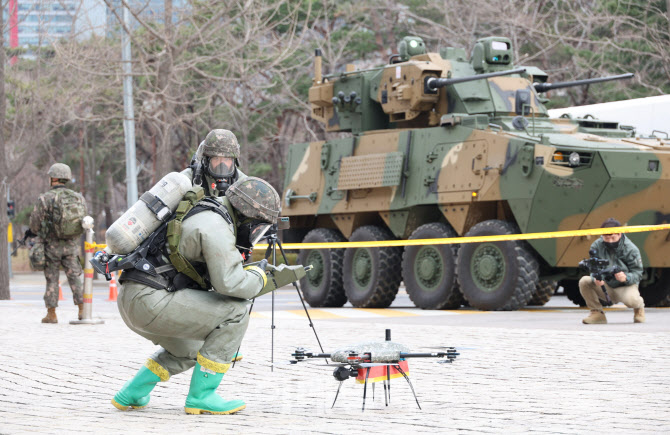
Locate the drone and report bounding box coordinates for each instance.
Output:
[290,329,459,411]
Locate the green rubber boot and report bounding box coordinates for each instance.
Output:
[112,366,161,411]
[232,352,243,362]
[184,362,246,415]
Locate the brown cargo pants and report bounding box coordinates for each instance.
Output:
[578,275,644,311]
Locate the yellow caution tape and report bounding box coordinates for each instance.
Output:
[84,224,670,252]
[85,242,108,251]
[255,224,670,250]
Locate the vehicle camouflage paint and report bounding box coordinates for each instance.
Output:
[282,36,670,311]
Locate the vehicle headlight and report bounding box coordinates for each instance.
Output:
[569,152,581,167]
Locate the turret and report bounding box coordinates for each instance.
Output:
[307,36,632,135]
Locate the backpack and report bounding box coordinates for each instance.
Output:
[51,189,87,239]
[29,238,46,271]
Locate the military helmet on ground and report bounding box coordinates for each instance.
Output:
[47,163,72,180]
[202,129,240,158]
[227,177,281,224]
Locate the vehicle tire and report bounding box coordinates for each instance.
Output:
[456,220,539,311]
[402,223,463,309]
[298,228,347,307]
[343,225,402,308]
[527,280,557,306]
[560,279,586,307]
[639,268,670,307]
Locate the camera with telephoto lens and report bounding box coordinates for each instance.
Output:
[578,248,621,281]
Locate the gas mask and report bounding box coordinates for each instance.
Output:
[205,156,236,194]
[236,219,272,261]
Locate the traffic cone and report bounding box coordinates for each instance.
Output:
[107,272,118,302]
[58,282,65,301]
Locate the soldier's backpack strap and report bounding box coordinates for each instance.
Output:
[166,186,208,289]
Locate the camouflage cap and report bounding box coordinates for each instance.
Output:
[47,163,72,180]
[202,129,240,158]
[227,177,281,224]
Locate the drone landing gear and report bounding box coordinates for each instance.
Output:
[331,364,422,412]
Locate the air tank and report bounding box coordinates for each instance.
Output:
[105,172,192,254]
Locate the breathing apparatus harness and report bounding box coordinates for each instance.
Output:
[91,186,237,292]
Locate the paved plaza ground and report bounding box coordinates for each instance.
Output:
[1,273,669,434]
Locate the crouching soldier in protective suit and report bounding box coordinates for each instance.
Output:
[112,177,280,415]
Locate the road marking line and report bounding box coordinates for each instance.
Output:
[352,308,419,317]
[285,309,347,319]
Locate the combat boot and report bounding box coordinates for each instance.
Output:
[184,361,246,415]
[582,310,607,324]
[112,365,162,411]
[634,307,646,323]
[77,303,84,320]
[41,307,58,324]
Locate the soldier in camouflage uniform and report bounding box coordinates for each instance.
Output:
[112,177,282,415]
[181,129,247,197]
[29,163,87,324]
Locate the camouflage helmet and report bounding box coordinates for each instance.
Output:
[227,177,281,224]
[202,129,240,158]
[47,163,72,180]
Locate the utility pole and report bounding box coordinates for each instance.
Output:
[121,2,138,207]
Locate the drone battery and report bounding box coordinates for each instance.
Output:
[355,360,409,384]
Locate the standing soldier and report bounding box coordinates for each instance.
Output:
[29,163,88,324]
[181,129,247,197]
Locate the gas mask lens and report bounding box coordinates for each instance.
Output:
[249,222,272,246]
[207,156,235,178]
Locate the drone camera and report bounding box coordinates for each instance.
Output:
[333,366,358,382]
[333,366,350,382]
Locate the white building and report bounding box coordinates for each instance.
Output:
[548,95,670,138]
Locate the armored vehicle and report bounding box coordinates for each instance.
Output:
[282,36,670,310]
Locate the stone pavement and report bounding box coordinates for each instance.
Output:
[1,288,670,433]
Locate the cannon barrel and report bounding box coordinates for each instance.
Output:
[534,73,634,93]
[425,68,527,91]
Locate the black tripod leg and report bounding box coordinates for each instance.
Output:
[263,240,278,372]
[395,364,421,410]
[332,381,344,409]
[276,239,328,363]
[362,367,371,412]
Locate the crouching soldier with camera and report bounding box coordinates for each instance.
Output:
[110,177,293,415]
[579,218,645,324]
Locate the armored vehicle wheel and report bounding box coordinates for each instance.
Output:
[343,225,402,308]
[457,220,539,311]
[298,228,347,307]
[527,280,557,306]
[402,223,463,309]
[560,279,586,306]
[639,268,670,307]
